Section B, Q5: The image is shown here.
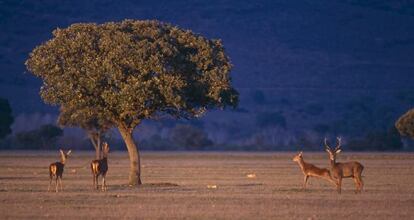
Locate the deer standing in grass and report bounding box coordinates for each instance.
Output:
[91,142,109,191]
[48,149,72,192]
[324,137,364,194]
[292,151,336,189]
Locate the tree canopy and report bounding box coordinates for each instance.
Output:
[26,19,238,129]
[25,19,238,185]
[395,108,414,138]
[0,98,14,139]
[58,105,112,159]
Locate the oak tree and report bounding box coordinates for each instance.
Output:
[58,105,111,159]
[396,108,414,139]
[26,20,238,185]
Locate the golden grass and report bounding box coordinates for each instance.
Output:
[0,151,413,219]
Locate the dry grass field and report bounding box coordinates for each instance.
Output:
[0,151,413,219]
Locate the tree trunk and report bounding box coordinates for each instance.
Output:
[96,133,101,159]
[118,125,142,186]
[88,132,101,160]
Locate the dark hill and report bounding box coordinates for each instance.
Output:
[1,0,413,150]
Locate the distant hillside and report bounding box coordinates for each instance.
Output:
[0,0,413,150]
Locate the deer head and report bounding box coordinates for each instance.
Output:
[59,149,72,164]
[292,151,303,162]
[324,137,341,161]
[102,142,110,157]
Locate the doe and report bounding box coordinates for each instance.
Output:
[292,151,336,189]
[91,142,109,191]
[48,149,72,192]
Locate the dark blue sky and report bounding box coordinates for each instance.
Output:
[1,0,414,113]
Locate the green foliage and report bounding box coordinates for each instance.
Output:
[58,105,111,132]
[26,19,238,132]
[256,111,287,129]
[395,108,414,138]
[0,98,14,139]
[58,105,111,153]
[15,124,63,149]
[169,124,213,150]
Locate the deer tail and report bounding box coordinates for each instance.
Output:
[91,161,99,174]
[49,164,57,177]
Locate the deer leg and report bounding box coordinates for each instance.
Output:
[303,175,309,189]
[95,175,99,190]
[324,173,337,187]
[102,174,106,191]
[92,174,96,190]
[360,178,364,192]
[55,177,59,193]
[48,175,53,192]
[59,177,63,192]
[104,174,107,191]
[328,177,338,187]
[352,177,359,193]
[357,174,364,192]
[337,177,342,194]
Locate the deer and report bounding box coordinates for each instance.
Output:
[292,151,337,189]
[324,137,364,194]
[48,149,72,192]
[91,142,109,191]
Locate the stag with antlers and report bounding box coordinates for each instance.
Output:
[48,149,72,192]
[292,151,337,189]
[324,137,364,194]
[91,142,109,191]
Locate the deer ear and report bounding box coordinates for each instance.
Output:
[325,148,330,153]
[299,151,303,155]
[335,149,342,154]
[67,150,72,155]
[59,149,64,155]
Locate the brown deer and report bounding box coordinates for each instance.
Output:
[48,149,72,192]
[324,137,364,194]
[292,151,336,189]
[91,142,109,191]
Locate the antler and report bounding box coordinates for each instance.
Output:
[324,137,331,150]
[335,137,342,151]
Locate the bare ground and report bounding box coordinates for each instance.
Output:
[0,151,413,219]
